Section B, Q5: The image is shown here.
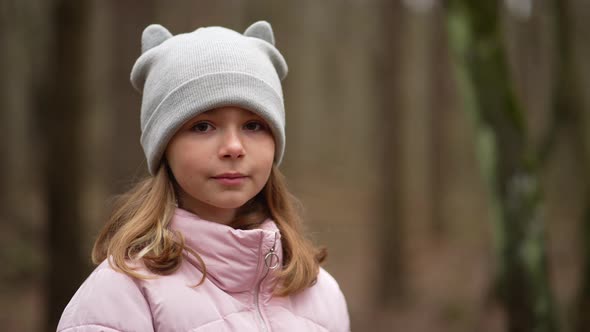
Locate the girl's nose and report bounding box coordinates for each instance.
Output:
[219,128,245,159]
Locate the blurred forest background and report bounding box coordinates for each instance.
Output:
[1,0,590,331]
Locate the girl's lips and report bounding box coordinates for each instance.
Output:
[213,172,245,178]
[212,175,248,186]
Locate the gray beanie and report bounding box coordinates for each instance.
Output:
[130,21,288,175]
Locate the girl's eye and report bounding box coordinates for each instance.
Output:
[244,121,265,131]
[192,122,214,132]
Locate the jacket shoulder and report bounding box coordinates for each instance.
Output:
[290,267,350,332]
[57,260,154,332]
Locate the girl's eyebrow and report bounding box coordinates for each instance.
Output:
[202,108,221,116]
[188,111,219,122]
[187,109,265,125]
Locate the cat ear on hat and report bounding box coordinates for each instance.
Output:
[130,24,172,92]
[244,21,275,45]
[243,21,288,80]
[141,24,172,53]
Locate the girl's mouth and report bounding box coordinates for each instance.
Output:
[212,173,248,185]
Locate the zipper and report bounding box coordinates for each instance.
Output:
[254,232,280,332]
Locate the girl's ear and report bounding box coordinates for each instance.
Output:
[141,24,173,53]
[243,21,275,45]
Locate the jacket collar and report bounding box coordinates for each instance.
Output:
[169,207,282,294]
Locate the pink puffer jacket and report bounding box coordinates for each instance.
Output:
[57,208,350,331]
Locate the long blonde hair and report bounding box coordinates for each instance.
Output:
[92,163,326,296]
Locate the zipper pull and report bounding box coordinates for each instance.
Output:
[264,232,280,270]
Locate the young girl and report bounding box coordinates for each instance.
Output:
[56,21,350,332]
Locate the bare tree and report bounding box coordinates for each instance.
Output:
[374,0,406,304]
[41,0,91,330]
[445,1,557,331]
[551,1,590,331]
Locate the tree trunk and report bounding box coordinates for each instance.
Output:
[43,0,91,329]
[374,0,406,304]
[552,1,590,331]
[445,2,557,331]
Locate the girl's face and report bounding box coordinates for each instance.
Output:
[165,107,275,224]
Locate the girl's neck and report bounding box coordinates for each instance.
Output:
[177,195,237,225]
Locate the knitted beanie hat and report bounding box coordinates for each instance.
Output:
[130,21,288,175]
